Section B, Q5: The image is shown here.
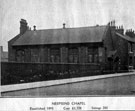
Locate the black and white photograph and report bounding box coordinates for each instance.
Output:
[0,0,135,99]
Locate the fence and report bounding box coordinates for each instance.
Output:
[1,62,102,85]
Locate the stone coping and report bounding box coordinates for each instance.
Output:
[1,71,135,93]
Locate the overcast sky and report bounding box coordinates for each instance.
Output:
[0,0,135,51]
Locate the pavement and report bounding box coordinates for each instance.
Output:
[1,71,135,96]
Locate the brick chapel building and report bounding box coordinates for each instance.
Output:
[8,19,135,71]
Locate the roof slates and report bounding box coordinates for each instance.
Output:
[13,26,108,46]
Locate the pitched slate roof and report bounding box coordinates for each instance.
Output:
[13,25,108,46]
[116,32,135,43]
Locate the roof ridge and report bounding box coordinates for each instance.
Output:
[30,25,107,32]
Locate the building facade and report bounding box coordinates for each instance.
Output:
[8,19,135,71]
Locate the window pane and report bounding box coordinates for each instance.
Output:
[68,48,78,63]
[74,55,78,63]
[94,54,98,63]
[88,47,99,63]
[50,48,60,63]
[50,55,55,63]
[88,54,93,63]
[69,55,73,63]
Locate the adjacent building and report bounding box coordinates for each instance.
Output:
[0,46,8,62]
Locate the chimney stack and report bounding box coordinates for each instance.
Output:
[20,19,28,34]
[109,20,116,29]
[125,29,135,37]
[63,23,66,29]
[116,25,124,35]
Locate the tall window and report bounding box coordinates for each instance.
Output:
[31,48,40,62]
[129,56,133,66]
[88,48,93,63]
[16,49,25,62]
[50,48,60,63]
[68,48,78,63]
[88,47,98,63]
[129,43,133,52]
[98,47,103,62]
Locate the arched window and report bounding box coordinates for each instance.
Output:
[31,48,40,62]
[68,48,78,63]
[50,48,60,63]
[16,49,25,62]
[88,47,99,63]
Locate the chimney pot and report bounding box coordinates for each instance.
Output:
[63,23,66,29]
[33,25,36,31]
[110,21,112,26]
[119,26,120,29]
[113,20,115,26]
[108,22,110,26]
